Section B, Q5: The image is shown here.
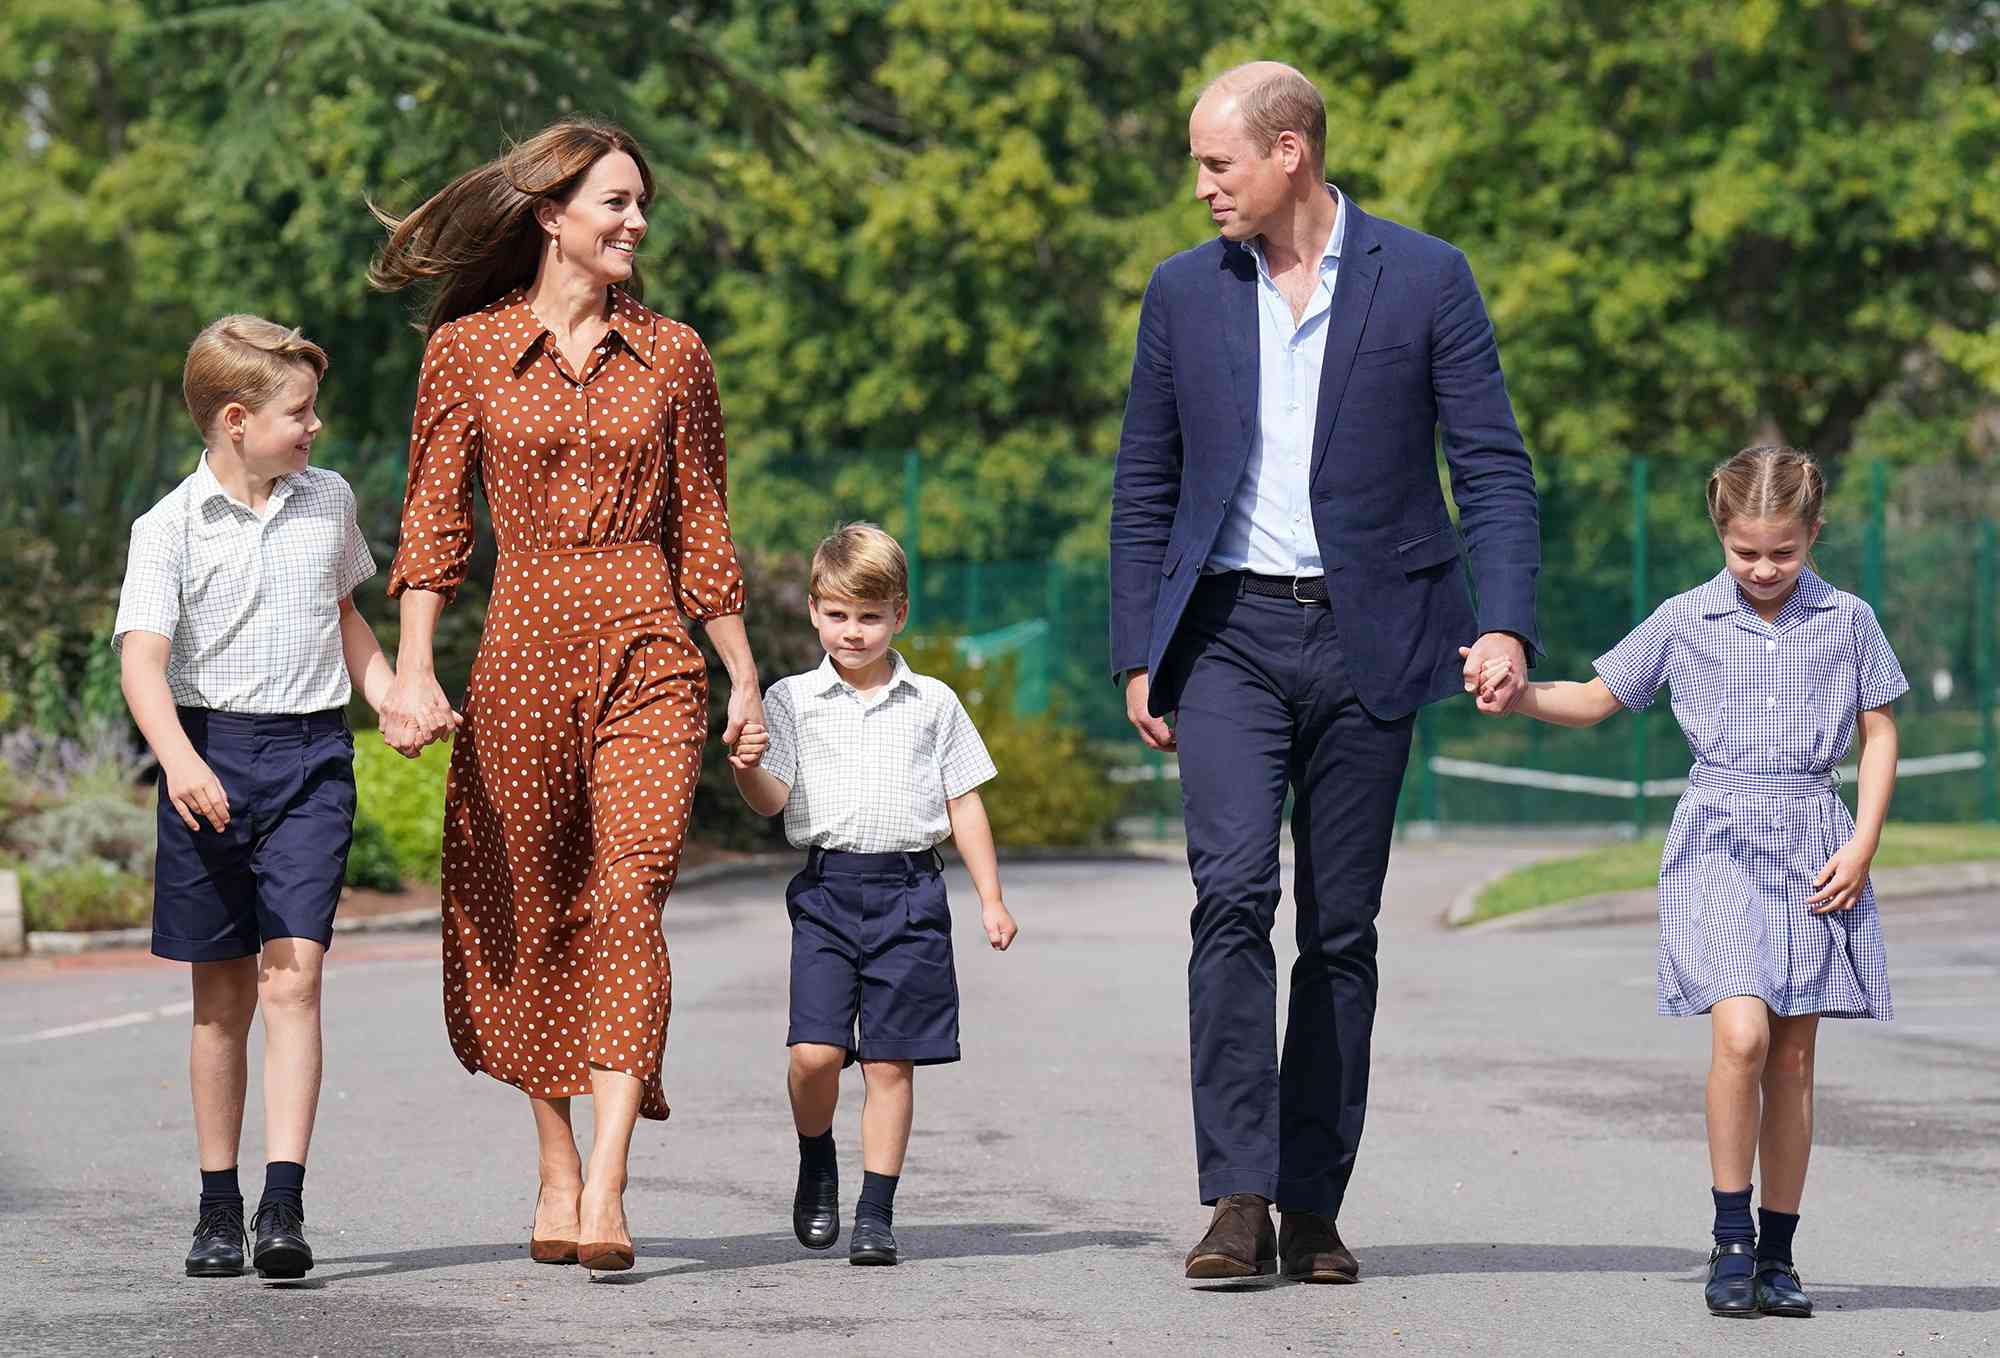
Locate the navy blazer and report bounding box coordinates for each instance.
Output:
[1108,197,1541,722]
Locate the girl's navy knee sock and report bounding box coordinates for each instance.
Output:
[1757,1207,1800,1267]
[857,1171,899,1229]
[1712,1186,1756,1278]
[199,1167,242,1217]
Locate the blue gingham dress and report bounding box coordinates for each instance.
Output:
[1595,568,1908,1020]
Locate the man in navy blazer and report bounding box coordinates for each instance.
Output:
[1109,62,1540,1283]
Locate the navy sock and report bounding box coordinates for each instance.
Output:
[857,1171,899,1229]
[199,1167,242,1217]
[1757,1207,1800,1268]
[799,1130,836,1174]
[261,1161,306,1217]
[1712,1186,1755,1278]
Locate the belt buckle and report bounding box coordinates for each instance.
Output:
[1291,576,1320,606]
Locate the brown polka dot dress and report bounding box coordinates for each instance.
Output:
[387,287,745,1121]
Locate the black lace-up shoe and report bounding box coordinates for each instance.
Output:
[185,1204,246,1277]
[251,1200,313,1280]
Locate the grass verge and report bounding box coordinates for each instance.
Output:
[1464,822,2000,925]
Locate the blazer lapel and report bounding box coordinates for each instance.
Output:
[1220,242,1259,459]
[1309,202,1383,486]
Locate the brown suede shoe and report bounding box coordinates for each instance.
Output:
[1279,1212,1360,1283]
[1184,1194,1277,1279]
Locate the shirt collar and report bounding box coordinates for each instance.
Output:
[1247,183,1344,284]
[1698,566,1838,621]
[194,449,293,512]
[493,287,653,370]
[814,649,918,700]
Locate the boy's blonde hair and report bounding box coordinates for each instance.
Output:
[183,314,329,438]
[1705,444,1826,533]
[810,523,909,605]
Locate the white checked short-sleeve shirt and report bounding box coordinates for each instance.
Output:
[112,453,376,714]
[760,650,998,851]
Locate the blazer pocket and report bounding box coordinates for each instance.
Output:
[1352,340,1414,369]
[1161,542,1185,577]
[1396,525,1461,572]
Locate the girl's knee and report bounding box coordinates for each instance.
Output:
[1712,1018,1770,1072]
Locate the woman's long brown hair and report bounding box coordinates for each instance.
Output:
[367,119,656,333]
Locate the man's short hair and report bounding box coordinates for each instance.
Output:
[1203,62,1327,170]
[183,314,329,437]
[809,522,909,605]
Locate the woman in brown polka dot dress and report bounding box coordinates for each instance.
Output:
[370,120,764,1271]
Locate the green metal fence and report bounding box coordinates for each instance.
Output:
[904,455,1999,832]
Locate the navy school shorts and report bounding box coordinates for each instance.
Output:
[151,707,356,963]
[786,847,962,1067]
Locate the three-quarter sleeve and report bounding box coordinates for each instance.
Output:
[664,329,746,621]
[387,321,481,604]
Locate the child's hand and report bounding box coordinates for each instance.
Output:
[728,720,768,771]
[981,899,1018,951]
[161,752,231,832]
[1808,836,1876,913]
[1457,647,1517,707]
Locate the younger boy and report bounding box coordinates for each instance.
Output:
[114,315,393,1279]
[731,522,1018,1266]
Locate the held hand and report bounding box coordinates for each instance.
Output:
[723,683,765,763]
[982,899,1018,951]
[161,752,231,832]
[1807,837,1875,913]
[380,671,461,759]
[1124,670,1176,752]
[1460,634,1526,715]
[729,720,768,771]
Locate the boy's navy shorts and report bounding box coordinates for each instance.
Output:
[151,707,356,963]
[786,847,961,1067]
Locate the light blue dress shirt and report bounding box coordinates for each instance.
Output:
[1205,187,1345,578]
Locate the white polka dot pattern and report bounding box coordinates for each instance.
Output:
[387,288,746,1121]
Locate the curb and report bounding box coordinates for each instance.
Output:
[21,844,1184,955]
[1452,859,2000,933]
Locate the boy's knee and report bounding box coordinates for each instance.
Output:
[258,946,325,1013]
[860,1059,914,1086]
[790,1043,845,1078]
[192,958,259,1026]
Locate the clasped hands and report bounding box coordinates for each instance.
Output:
[378,670,463,758]
[1459,632,1528,715]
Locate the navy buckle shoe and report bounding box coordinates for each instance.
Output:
[251,1200,313,1280]
[1705,1241,1758,1317]
[793,1158,840,1251]
[185,1204,246,1278]
[1755,1260,1813,1317]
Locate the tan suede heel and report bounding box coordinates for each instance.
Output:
[530,1237,578,1265]
[577,1241,635,1272]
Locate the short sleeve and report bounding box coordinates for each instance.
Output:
[760,680,799,790]
[335,482,377,598]
[1853,602,1910,710]
[1593,602,1676,711]
[664,327,748,621]
[936,688,998,798]
[111,510,183,653]
[386,322,480,604]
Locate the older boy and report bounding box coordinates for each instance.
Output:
[732,523,1018,1266]
[114,315,394,1279]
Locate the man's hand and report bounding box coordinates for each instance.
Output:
[1460,633,1527,715]
[1124,670,1175,752]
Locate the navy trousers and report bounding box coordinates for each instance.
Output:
[1170,575,1414,1214]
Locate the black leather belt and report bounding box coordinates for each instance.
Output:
[1230,571,1329,605]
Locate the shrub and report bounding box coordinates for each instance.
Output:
[350,736,451,883]
[344,812,405,891]
[19,857,151,932]
[7,794,155,876]
[901,641,1124,849]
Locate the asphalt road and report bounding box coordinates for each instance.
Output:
[2,841,1995,1357]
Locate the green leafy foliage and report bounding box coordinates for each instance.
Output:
[16,857,151,933]
[350,737,451,884]
[344,812,408,891]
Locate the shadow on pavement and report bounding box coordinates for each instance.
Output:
[1360,1243,1709,1277]
[317,1223,1162,1285]
[1809,1282,2000,1314]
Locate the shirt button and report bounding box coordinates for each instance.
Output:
[1766,640,1776,651]
[1768,746,1778,757]
[1766,697,1775,709]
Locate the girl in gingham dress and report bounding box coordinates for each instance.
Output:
[1471,446,1907,1321]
